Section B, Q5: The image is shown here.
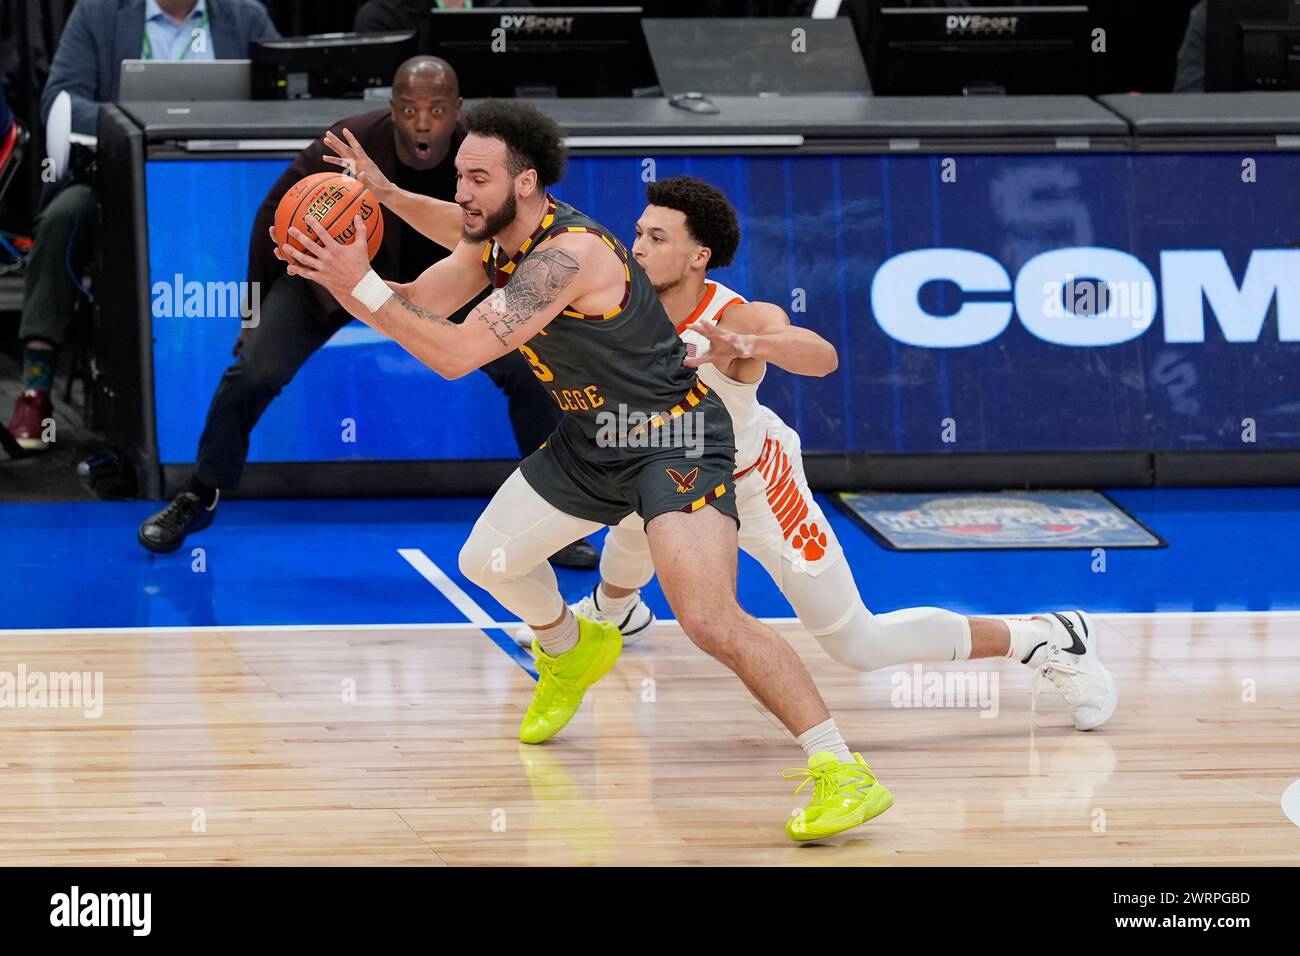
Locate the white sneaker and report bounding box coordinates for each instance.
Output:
[1025,610,1117,731]
[514,587,657,648]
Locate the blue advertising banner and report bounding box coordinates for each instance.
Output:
[146,150,1300,466]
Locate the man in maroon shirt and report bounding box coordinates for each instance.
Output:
[138,56,597,567]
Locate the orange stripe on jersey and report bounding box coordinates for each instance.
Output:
[772,480,804,518]
[779,501,811,538]
[774,503,804,532]
[677,284,745,335]
[772,486,806,531]
[761,440,813,540]
[733,435,773,481]
[676,284,717,334]
[766,457,794,504]
[716,296,744,318]
[770,474,801,515]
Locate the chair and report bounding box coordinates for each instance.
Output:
[0,118,28,205]
[0,117,32,459]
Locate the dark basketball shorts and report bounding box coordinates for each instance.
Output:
[518,396,739,530]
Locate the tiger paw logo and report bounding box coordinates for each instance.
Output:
[667,466,699,494]
[792,521,828,562]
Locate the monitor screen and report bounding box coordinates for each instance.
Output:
[426,7,655,98]
[251,31,419,99]
[872,5,1092,96]
[1205,0,1300,90]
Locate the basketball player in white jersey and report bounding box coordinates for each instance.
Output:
[515,176,1117,731]
[332,157,1117,732]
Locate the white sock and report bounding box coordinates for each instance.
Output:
[594,583,636,617]
[1005,616,1053,663]
[795,718,853,764]
[535,608,579,657]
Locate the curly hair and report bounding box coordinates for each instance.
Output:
[644,176,740,270]
[461,99,567,187]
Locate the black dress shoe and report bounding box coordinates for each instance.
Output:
[138,492,217,554]
[549,537,599,570]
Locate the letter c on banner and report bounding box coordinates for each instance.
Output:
[871,249,1012,348]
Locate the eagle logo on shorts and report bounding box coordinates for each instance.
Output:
[667,467,699,494]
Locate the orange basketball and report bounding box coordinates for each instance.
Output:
[273,171,384,261]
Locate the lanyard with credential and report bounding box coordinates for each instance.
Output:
[142,6,211,61]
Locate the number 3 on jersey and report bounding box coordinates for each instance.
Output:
[519,344,554,383]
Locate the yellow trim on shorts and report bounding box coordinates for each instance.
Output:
[634,381,710,435]
[683,484,729,513]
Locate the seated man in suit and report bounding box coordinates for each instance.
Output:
[6,0,280,450]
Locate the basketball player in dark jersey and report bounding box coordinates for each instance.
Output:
[275,100,891,842]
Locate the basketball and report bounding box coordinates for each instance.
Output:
[273,171,384,260]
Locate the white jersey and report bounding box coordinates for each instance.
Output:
[677,280,786,474]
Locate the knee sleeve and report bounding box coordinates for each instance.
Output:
[780,555,972,671]
[599,513,655,590]
[457,470,600,625]
[814,603,971,672]
[456,520,507,589]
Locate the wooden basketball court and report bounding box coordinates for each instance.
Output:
[2,614,1297,865]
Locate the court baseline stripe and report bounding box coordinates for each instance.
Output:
[4,609,1300,639]
[397,548,539,677]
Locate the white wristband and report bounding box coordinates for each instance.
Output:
[351,270,394,313]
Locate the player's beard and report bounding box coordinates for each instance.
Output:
[463,189,518,242]
[652,260,690,295]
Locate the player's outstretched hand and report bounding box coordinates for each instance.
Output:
[281,215,373,304]
[323,128,394,204]
[683,319,755,368]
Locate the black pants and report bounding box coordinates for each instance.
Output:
[193,275,561,491]
[17,183,96,345]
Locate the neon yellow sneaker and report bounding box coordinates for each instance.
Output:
[783,751,893,842]
[520,615,622,744]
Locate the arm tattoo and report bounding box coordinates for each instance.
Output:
[393,294,454,328]
[478,247,581,346]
